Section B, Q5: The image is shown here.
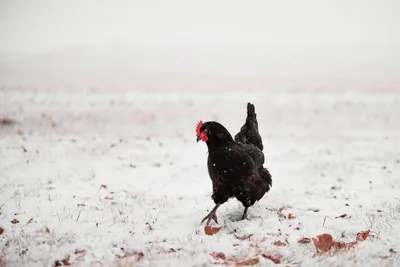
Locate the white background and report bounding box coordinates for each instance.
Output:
[1,0,399,90]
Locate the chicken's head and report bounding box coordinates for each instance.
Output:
[196,121,208,142]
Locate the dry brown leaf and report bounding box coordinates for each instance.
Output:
[211,254,259,266]
[262,254,281,264]
[235,257,260,266]
[348,240,358,248]
[298,237,311,244]
[11,219,19,224]
[0,227,4,235]
[26,218,34,225]
[61,258,71,266]
[204,225,222,235]
[312,234,334,252]
[160,248,177,253]
[210,252,226,261]
[273,241,286,247]
[74,249,86,254]
[288,213,295,219]
[235,234,253,241]
[356,230,370,241]
[137,252,144,261]
[312,230,370,254]
[54,256,71,266]
[333,241,351,251]
[45,227,50,233]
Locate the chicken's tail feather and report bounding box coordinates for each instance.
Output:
[259,167,272,192]
[235,102,264,151]
[247,102,256,118]
[245,103,258,129]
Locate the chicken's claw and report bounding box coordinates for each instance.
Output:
[201,211,218,225]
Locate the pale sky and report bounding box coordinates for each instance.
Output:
[0,0,399,87]
[1,0,399,54]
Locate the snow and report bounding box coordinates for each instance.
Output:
[1,90,400,266]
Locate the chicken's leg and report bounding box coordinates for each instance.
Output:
[241,207,249,220]
[201,204,221,225]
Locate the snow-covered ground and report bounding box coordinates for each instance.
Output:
[1,89,400,266]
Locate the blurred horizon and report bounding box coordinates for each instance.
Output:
[1,0,399,92]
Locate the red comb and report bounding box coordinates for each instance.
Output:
[196,121,203,136]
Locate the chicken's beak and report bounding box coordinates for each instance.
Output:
[196,136,201,142]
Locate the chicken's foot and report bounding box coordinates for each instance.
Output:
[241,207,249,220]
[201,204,221,225]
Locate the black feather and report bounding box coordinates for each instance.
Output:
[234,102,264,151]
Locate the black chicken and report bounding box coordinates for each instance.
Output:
[196,103,272,225]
